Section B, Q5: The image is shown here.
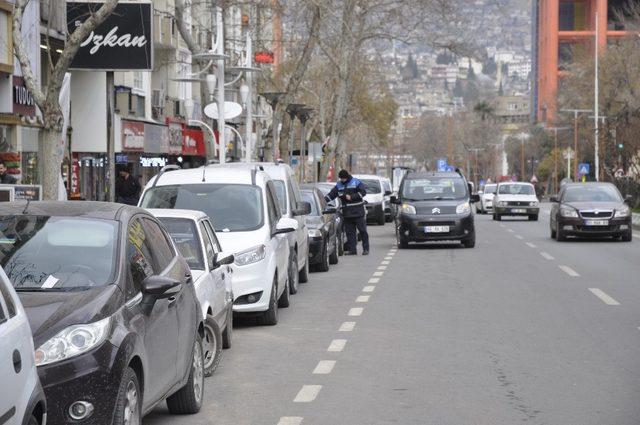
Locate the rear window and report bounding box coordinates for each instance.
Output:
[361,179,382,194]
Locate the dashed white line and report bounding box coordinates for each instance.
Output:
[515,235,524,240]
[377,265,387,271]
[356,295,370,303]
[559,265,580,277]
[540,252,555,260]
[507,229,514,233]
[327,339,347,352]
[348,307,364,316]
[339,322,356,332]
[526,242,537,248]
[589,288,620,305]
[372,271,384,277]
[363,286,375,293]
[294,385,322,403]
[381,260,390,265]
[313,360,336,375]
[499,224,506,228]
[384,256,393,260]
[368,277,380,284]
[277,417,303,425]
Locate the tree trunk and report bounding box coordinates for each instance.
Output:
[41,125,63,200]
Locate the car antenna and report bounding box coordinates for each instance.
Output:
[22,198,31,214]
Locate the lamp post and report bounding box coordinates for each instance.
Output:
[260,92,286,160]
[184,98,219,161]
[296,107,314,183]
[517,133,530,181]
[560,108,592,180]
[286,103,305,165]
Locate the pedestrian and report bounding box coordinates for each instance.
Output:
[325,169,369,255]
[115,165,141,205]
[0,159,17,184]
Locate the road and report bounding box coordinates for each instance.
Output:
[145,204,640,425]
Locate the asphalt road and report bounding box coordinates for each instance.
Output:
[145,204,640,425]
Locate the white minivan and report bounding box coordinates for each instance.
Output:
[0,267,47,425]
[140,165,298,326]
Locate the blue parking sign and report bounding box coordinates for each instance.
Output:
[437,158,448,172]
[578,163,590,175]
[446,165,455,172]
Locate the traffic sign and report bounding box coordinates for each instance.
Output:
[446,165,455,172]
[437,158,448,172]
[578,163,590,176]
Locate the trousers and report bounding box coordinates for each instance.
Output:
[344,215,369,253]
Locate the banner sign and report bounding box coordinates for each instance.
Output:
[67,1,153,70]
[12,77,36,117]
[0,184,43,201]
[122,120,145,151]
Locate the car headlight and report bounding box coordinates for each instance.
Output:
[456,202,471,214]
[529,201,539,207]
[560,207,579,218]
[308,229,323,238]
[234,245,267,266]
[400,204,416,215]
[35,316,111,366]
[614,205,631,218]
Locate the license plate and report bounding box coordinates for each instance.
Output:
[425,226,450,233]
[585,219,609,226]
[511,209,526,213]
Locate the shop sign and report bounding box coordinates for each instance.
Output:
[13,77,36,117]
[122,120,144,151]
[254,51,274,64]
[67,1,153,70]
[168,123,183,155]
[0,184,43,201]
[139,156,167,167]
[71,156,80,195]
[115,154,129,164]
[144,123,169,153]
[183,128,206,156]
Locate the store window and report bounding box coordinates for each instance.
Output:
[0,5,13,73]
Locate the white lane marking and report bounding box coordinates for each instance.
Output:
[294,385,322,403]
[381,260,390,265]
[499,224,506,228]
[328,339,347,352]
[589,288,620,306]
[507,229,514,233]
[278,417,303,425]
[363,286,375,293]
[368,278,380,284]
[559,265,580,277]
[526,242,537,248]
[384,256,393,260]
[515,235,524,240]
[377,265,387,271]
[348,307,364,316]
[356,295,370,303]
[540,252,555,260]
[313,360,336,375]
[373,271,384,277]
[339,322,356,332]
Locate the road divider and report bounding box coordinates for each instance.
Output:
[339,322,356,332]
[559,265,580,277]
[348,307,364,316]
[356,295,370,303]
[589,288,620,305]
[540,252,555,260]
[526,242,537,248]
[372,271,384,277]
[294,385,322,403]
[277,417,303,425]
[313,360,336,375]
[368,278,380,284]
[328,339,347,352]
[515,235,523,240]
[363,286,375,292]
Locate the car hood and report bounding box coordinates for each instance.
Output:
[563,201,623,211]
[18,285,123,348]
[216,228,267,255]
[406,199,467,215]
[305,216,324,229]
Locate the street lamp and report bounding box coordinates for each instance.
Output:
[184,98,219,162]
[517,132,530,181]
[296,107,314,183]
[286,103,305,165]
[205,74,217,100]
[261,92,286,160]
[543,125,571,193]
[560,108,592,180]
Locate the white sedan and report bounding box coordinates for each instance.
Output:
[492,182,540,221]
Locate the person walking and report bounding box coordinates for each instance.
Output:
[325,170,369,255]
[115,165,141,205]
[0,159,17,184]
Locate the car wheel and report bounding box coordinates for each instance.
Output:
[316,239,330,272]
[26,415,39,425]
[278,276,291,308]
[550,225,557,239]
[329,235,339,265]
[337,230,345,256]
[298,253,309,284]
[377,211,385,226]
[202,316,222,377]
[167,334,204,414]
[222,308,233,349]
[463,232,476,248]
[556,227,567,242]
[113,367,141,425]
[257,279,278,326]
[288,251,299,295]
[495,214,501,221]
[621,230,632,242]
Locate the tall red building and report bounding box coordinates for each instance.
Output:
[533,0,633,123]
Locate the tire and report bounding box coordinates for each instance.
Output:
[621,230,632,242]
[166,334,204,415]
[288,251,299,295]
[222,308,233,349]
[278,277,290,308]
[202,316,222,377]
[329,234,339,265]
[550,226,557,239]
[377,211,385,226]
[494,214,501,221]
[337,230,345,256]
[385,214,393,223]
[26,415,38,425]
[463,233,476,248]
[298,252,309,284]
[113,367,142,425]
[397,232,409,249]
[556,227,567,242]
[257,279,278,326]
[316,240,330,272]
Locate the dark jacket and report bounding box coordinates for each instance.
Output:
[116,175,141,205]
[325,176,367,218]
[0,173,17,184]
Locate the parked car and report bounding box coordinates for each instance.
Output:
[477,183,497,214]
[140,164,299,326]
[252,162,311,293]
[315,182,345,256]
[0,201,204,425]
[353,174,391,225]
[381,177,396,222]
[150,209,235,376]
[301,186,340,271]
[492,182,540,221]
[550,182,633,242]
[0,266,46,425]
[391,171,479,248]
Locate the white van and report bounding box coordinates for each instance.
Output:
[353,174,392,225]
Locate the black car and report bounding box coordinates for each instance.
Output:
[391,172,480,248]
[0,202,205,425]
[315,183,345,256]
[550,182,633,242]
[301,187,340,271]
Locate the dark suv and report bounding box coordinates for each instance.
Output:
[391,172,479,248]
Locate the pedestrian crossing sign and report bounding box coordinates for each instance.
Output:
[578,163,590,176]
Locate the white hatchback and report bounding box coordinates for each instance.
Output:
[149,209,235,376]
[0,267,47,425]
[140,165,298,326]
[493,182,540,221]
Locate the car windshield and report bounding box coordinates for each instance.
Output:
[382,180,392,193]
[157,218,204,270]
[361,179,382,194]
[301,191,319,216]
[563,185,622,203]
[0,216,117,291]
[141,184,264,232]
[273,180,288,212]
[484,184,497,194]
[401,177,468,201]
[498,184,534,195]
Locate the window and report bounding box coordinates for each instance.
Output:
[401,177,468,201]
[136,96,145,117]
[133,72,144,90]
[361,179,382,194]
[301,191,319,216]
[273,180,288,212]
[266,184,280,228]
[159,218,205,270]
[142,218,175,273]
[0,7,13,72]
[287,179,297,211]
[126,218,156,297]
[498,184,534,195]
[203,220,222,253]
[199,222,216,268]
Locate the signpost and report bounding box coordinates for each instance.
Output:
[578,163,590,176]
[437,158,448,172]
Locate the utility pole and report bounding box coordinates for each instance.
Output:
[447,110,454,164]
[560,109,592,180]
[545,126,570,193]
[594,12,600,181]
[467,148,485,188]
[517,133,530,181]
[215,6,226,164]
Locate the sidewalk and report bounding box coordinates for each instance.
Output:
[633,213,640,230]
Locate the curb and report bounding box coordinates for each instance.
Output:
[633,213,640,230]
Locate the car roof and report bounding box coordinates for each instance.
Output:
[353,174,383,180]
[147,208,209,221]
[0,201,142,221]
[498,181,533,186]
[148,164,269,187]
[406,172,462,179]
[564,182,616,188]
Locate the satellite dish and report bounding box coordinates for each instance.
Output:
[204,102,243,120]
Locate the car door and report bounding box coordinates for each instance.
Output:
[266,182,288,291]
[199,219,226,323]
[289,178,308,265]
[125,217,179,404]
[0,280,25,425]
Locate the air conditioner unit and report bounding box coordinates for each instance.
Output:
[152,89,165,108]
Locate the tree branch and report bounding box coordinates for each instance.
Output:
[12,0,46,109]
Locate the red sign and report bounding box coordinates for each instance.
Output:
[254,51,274,64]
[13,77,36,117]
[182,128,206,156]
[122,120,145,151]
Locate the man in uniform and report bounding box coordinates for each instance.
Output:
[325,170,369,255]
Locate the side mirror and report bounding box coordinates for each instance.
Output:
[142,275,181,299]
[213,252,235,268]
[550,196,559,203]
[274,217,298,235]
[384,190,392,196]
[323,206,338,215]
[390,196,400,205]
[470,194,480,203]
[293,201,312,216]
